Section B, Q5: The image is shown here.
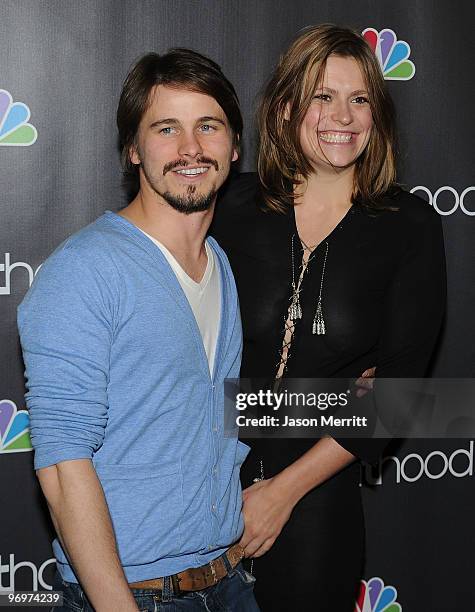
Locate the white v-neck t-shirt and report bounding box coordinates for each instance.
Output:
[141,231,221,375]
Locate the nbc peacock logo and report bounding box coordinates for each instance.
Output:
[362,28,415,81]
[0,89,37,146]
[0,400,32,453]
[355,577,402,612]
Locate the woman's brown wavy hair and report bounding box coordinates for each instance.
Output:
[258,24,397,212]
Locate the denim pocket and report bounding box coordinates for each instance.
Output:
[94,460,184,565]
[56,577,84,611]
[232,563,256,586]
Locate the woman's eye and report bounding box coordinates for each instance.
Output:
[352,96,370,104]
[314,93,331,102]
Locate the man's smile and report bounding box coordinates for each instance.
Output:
[174,166,210,176]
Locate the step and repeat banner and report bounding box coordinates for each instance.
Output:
[1,1,474,610]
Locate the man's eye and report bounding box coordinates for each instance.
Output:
[313,93,331,102]
[199,124,216,132]
[352,96,370,104]
[160,126,176,135]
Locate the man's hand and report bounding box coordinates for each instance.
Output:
[239,477,295,558]
[239,439,356,559]
[355,366,376,398]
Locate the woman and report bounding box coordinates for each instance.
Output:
[212,24,446,611]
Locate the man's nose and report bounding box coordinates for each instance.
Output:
[177,130,203,158]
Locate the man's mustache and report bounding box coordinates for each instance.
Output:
[163,157,219,175]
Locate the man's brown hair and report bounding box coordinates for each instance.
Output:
[117,49,242,187]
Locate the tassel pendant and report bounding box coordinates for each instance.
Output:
[312,242,328,335]
[312,301,326,335]
[289,300,302,321]
[289,284,302,321]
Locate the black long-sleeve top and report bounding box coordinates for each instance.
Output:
[211,173,446,467]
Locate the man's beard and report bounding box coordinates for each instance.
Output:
[162,184,216,215]
[141,156,219,215]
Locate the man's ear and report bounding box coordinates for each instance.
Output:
[129,143,141,166]
[231,135,239,162]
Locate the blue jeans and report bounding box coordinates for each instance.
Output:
[52,563,260,611]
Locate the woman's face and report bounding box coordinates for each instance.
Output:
[299,55,373,174]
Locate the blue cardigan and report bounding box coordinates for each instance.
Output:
[18,211,247,582]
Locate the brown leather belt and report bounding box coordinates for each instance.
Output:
[129,543,245,593]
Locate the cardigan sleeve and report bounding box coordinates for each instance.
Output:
[17,246,115,469]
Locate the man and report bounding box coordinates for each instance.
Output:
[18,49,259,612]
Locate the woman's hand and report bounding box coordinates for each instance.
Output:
[239,477,296,558]
[355,366,376,397]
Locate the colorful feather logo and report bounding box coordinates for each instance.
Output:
[0,90,38,146]
[362,28,415,80]
[0,400,32,453]
[356,577,402,612]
